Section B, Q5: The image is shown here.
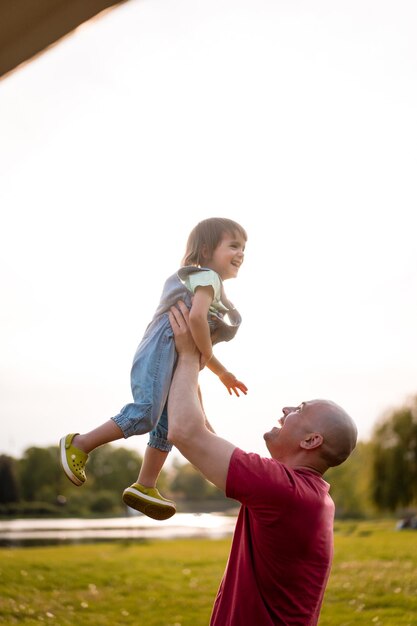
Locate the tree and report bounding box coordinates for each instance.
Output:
[371,396,417,511]
[0,455,20,503]
[170,461,223,501]
[326,442,375,518]
[18,446,66,503]
[85,446,143,494]
[15,444,146,515]
[64,446,146,514]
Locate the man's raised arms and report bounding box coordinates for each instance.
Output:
[167,301,236,492]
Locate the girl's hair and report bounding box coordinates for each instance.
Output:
[182,218,247,266]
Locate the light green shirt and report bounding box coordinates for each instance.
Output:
[183,269,229,316]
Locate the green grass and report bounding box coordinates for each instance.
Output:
[320,520,417,626]
[1,521,417,625]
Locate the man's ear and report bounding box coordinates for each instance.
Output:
[300,433,323,450]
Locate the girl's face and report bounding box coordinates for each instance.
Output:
[202,231,246,280]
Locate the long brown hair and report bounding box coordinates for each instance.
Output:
[182,218,247,266]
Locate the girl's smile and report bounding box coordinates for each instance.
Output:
[203,232,246,280]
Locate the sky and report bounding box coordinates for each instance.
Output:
[1,0,416,465]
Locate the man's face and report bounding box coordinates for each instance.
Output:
[264,402,312,457]
[264,399,357,466]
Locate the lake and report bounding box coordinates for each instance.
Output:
[0,512,237,547]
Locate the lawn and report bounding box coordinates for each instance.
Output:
[320,520,417,626]
[0,520,416,625]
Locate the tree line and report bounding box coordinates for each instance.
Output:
[0,444,232,517]
[1,395,416,518]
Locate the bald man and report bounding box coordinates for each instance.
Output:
[167,301,357,626]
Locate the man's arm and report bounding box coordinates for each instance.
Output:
[167,302,236,492]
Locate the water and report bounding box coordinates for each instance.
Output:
[0,513,237,547]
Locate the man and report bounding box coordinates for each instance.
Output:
[167,302,357,626]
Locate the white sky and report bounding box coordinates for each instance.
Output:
[1,0,416,464]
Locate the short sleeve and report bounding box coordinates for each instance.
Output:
[185,269,221,301]
[226,448,296,509]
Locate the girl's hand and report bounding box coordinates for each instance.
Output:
[219,372,248,397]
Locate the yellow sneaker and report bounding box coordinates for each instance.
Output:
[59,433,88,486]
[122,483,176,520]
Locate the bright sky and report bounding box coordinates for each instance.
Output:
[1,0,416,464]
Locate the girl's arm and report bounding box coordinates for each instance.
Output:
[206,356,248,397]
[189,287,248,397]
[188,286,216,362]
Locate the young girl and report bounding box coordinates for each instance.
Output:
[60,217,247,520]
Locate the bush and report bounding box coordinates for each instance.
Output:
[90,490,120,514]
[0,501,65,517]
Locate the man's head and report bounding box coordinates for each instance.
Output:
[263,399,357,473]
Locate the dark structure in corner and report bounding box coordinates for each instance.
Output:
[0,0,127,79]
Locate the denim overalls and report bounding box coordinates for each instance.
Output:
[111,266,241,451]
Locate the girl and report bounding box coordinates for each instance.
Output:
[60,217,247,519]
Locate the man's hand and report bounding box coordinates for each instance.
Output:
[219,372,248,397]
[169,301,200,359]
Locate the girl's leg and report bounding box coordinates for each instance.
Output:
[133,386,208,491]
[122,442,175,520]
[137,445,169,488]
[137,400,172,487]
[60,420,124,487]
[72,420,124,454]
[122,403,175,520]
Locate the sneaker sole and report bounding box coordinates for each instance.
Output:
[122,487,176,521]
[59,437,83,486]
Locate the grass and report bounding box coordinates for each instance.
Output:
[320,520,417,626]
[0,521,416,625]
